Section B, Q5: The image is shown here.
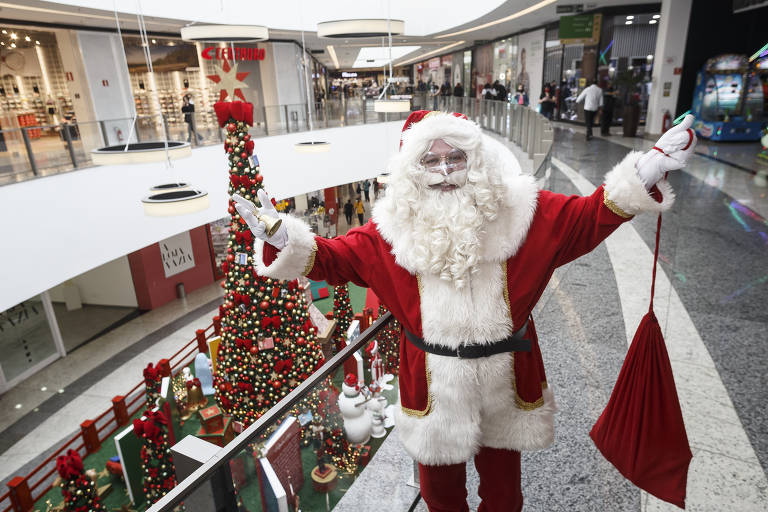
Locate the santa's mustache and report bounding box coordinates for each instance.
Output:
[420,169,468,187]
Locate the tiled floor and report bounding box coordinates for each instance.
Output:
[1,124,766,510]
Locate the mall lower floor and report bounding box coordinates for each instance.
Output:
[1,125,766,511]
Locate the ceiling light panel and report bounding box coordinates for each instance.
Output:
[352,46,420,68]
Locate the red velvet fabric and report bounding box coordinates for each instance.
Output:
[418,447,522,512]
[591,213,692,509]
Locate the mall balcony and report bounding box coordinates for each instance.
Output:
[1,0,767,511]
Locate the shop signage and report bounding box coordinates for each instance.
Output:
[559,14,602,45]
[341,72,358,77]
[201,47,266,61]
[160,232,196,278]
[428,57,440,69]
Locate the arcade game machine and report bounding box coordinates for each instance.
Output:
[691,53,766,141]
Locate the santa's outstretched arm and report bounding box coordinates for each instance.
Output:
[232,190,378,287]
[549,115,696,267]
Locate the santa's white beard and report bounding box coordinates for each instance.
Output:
[408,184,486,289]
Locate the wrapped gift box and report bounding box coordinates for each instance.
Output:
[198,404,224,433]
[197,416,234,447]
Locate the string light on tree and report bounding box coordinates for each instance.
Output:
[210,100,325,429]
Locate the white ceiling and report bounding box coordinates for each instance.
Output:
[3,0,650,70]
[42,0,509,36]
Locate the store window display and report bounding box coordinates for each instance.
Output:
[233,110,697,510]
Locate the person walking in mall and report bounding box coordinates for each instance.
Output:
[234,110,697,512]
[181,94,201,144]
[354,196,365,225]
[363,179,371,202]
[539,84,555,120]
[576,79,603,140]
[453,82,464,97]
[373,178,380,199]
[493,80,507,101]
[343,198,354,225]
[601,82,617,136]
[513,84,528,106]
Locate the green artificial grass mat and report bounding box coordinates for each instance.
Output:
[311,282,367,316]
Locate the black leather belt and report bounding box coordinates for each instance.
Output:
[404,319,531,358]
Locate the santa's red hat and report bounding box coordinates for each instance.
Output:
[399,110,469,149]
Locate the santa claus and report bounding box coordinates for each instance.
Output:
[233,110,696,511]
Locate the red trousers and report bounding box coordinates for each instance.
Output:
[418,447,523,512]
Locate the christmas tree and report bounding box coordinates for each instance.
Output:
[56,449,105,511]
[332,284,353,353]
[133,410,177,504]
[377,303,401,375]
[312,381,360,473]
[211,101,325,428]
[143,362,162,408]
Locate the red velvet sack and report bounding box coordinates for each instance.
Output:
[590,214,692,508]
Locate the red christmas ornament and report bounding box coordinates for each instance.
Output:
[286,302,295,310]
[255,174,263,183]
[260,301,269,310]
[227,123,236,132]
[241,152,248,159]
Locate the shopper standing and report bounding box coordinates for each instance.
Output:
[343,199,354,225]
[513,85,529,106]
[539,85,555,120]
[182,95,201,144]
[363,179,371,202]
[453,82,464,97]
[354,196,365,225]
[373,178,380,199]
[576,80,603,140]
[601,83,617,136]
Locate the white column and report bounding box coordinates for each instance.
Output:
[645,0,693,136]
[41,290,66,357]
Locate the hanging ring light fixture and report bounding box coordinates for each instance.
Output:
[180,24,269,42]
[142,190,209,216]
[317,19,404,38]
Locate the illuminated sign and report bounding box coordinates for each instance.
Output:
[201,47,266,61]
[341,72,358,77]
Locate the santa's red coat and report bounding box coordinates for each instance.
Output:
[257,146,671,465]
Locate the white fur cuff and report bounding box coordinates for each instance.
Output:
[603,151,675,216]
[253,215,317,280]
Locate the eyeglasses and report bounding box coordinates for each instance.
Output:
[420,149,467,172]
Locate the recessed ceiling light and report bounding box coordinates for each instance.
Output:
[1,30,6,34]
[58,388,65,393]
[653,14,660,19]
[40,386,47,391]
[14,404,22,409]
[35,40,40,44]
[151,38,156,44]
[649,20,657,24]
[625,20,633,25]
[25,35,31,42]
[1,42,4,46]
[10,42,16,48]
[10,32,17,39]
[626,15,634,20]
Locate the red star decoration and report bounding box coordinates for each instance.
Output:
[207,59,250,101]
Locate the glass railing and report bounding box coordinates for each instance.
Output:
[146,310,400,512]
[0,96,553,187]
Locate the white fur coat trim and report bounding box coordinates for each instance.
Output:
[395,352,556,465]
[604,151,675,215]
[253,215,316,281]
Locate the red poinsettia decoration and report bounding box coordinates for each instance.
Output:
[56,449,84,480]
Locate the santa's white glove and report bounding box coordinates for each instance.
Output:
[231,189,289,250]
[635,114,697,190]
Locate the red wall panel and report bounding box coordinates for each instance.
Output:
[128,226,216,310]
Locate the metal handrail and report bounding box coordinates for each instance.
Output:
[147,311,394,512]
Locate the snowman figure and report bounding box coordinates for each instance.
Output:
[337,373,371,445]
[367,382,387,439]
